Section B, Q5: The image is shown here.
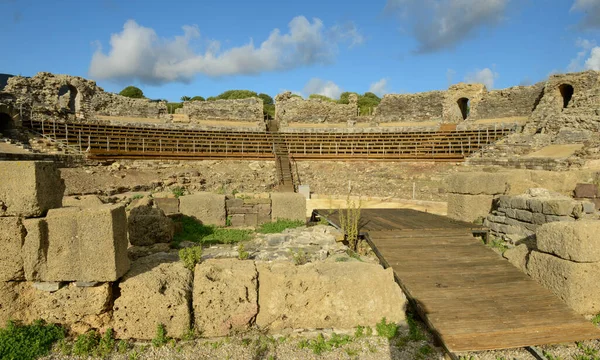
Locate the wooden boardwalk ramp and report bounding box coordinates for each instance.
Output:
[313,209,600,357]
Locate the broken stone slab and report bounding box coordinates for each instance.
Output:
[0,161,65,218]
[113,253,192,340]
[0,217,26,281]
[179,192,226,226]
[33,281,65,292]
[542,199,578,216]
[193,259,258,337]
[128,200,174,246]
[446,172,508,195]
[256,261,406,331]
[537,220,600,262]
[271,193,306,222]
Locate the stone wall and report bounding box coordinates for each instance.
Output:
[179,98,263,123]
[91,92,168,119]
[468,83,544,121]
[443,83,487,123]
[275,91,358,125]
[374,91,444,123]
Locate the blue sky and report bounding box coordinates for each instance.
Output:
[0,0,599,101]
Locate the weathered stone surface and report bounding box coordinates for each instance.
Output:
[375,91,443,123]
[574,184,598,199]
[63,195,103,208]
[256,262,406,330]
[271,193,306,222]
[514,209,533,223]
[0,161,64,217]
[113,253,192,339]
[41,205,130,282]
[92,92,168,119]
[128,201,174,246]
[528,251,600,315]
[0,217,25,281]
[0,282,112,334]
[181,98,263,122]
[276,92,357,125]
[537,221,600,262]
[447,194,494,223]
[193,259,258,337]
[542,199,578,216]
[446,172,508,195]
[179,193,226,226]
[509,197,529,210]
[127,243,171,261]
[154,197,179,215]
[503,244,530,273]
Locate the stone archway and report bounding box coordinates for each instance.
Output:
[457,97,470,120]
[558,84,574,109]
[58,84,81,113]
[0,112,13,132]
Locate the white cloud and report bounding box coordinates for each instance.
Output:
[302,78,343,99]
[568,38,600,72]
[585,47,600,70]
[368,78,389,96]
[386,0,509,53]
[464,67,498,89]
[89,17,363,85]
[571,0,600,29]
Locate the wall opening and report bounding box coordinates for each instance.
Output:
[0,112,14,132]
[559,84,574,108]
[457,97,470,120]
[58,84,80,113]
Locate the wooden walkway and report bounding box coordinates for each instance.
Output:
[313,209,600,356]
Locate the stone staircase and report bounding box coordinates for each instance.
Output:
[273,134,295,192]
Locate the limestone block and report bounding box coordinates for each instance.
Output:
[0,217,26,281]
[531,213,547,225]
[179,193,226,226]
[193,259,258,337]
[503,244,530,273]
[63,195,103,208]
[545,215,575,223]
[113,253,193,339]
[496,196,511,209]
[230,214,245,227]
[447,194,494,223]
[528,251,600,315]
[574,183,598,199]
[256,262,406,330]
[527,198,544,213]
[509,197,529,210]
[154,197,179,215]
[446,172,508,195]
[0,161,64,218]
[22,219,48,281]
[42,205,130,282]
[271,193,306,222]
[244,213,258,227]
[514,209,533,223]
[542,199,577,216]
[582,201,596,214]
[537,221,600,262]
[128,202,174,246]
[0,282,112,334]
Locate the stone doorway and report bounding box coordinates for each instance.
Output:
[0,112,13,133]
[457,97,470,120]
[58,84,80,113]
[559,84,574,108]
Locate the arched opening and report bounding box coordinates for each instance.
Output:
[0,112,14,132]
[457,97,470,120]
[559,84,574,108]
[58,84,80,113]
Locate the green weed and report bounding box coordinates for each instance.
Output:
[416,344,433,359]
[0,320,65,360]
[407,312,427,341]
[152,323,169,348]
[487,237,509,254]
[131,194,144,200]
[375,317,398,339]
[73,331,100,356]
[298,333,352,355]
[289,248,308,265]
[258,219,305,234]
[179,246,203,271]
[592,313,600,326]
[238,243,250,260]
[172,215,253,247]
[171,186,185,198]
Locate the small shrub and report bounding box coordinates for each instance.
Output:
[182,328,196,341]
[73,330,100,356]
[339,193,362,251]
[152,324,169,348]
[416,344,433,359]
[258,219,305,234]
[289,249,308,265]
[203,228,252,244]
[487,237,508,254]
[179,246,203,270]
[592,313,600,326]
[171,186,185,198]
[131,194,144,200]
[335,256,350,262]
[0,320,65,360]
[172,216,253,246]
[407,313,427,341]
[117,340,129,354]
[226,215,232,227]
[298,333,350,355]
[97,328,116,357]
[375,317,398,339]
[238,243,250,260]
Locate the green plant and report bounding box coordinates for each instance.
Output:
[592,313,600,326]
[346,249,363,261]
[172,216,253,247]
[131,194,144,200]
[487,237,509,254]
[238,243,250,260]
[96,328,115,357]
[152,324,169,348]
[216,184,227,194]
[171,186,185,198]
[407,312,427,341]
[289,248,308,265]
[226,215,232,227]
[258,219,305,234]
[117,340,129,354]
[298,333,351,355]
[0,319,65,360]
[73,330,100,356]
[182,328,196,341]
[231,189,239,196]
[190,96,205,101]
[416,344,433,359]
[335,256,350,262]
[375,317,398,339]
[119,86,144,99]
[338,193,362,251]
[179,246,203,270]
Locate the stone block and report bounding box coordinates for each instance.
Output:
[542,199,577,216]
[23,218,48,281]
[63,195,103,208]
[256,262,406,330]
[496,196,511,209]
[0,217,25,281]
[505,218,538,232]
[193,259,258,337]
[527,198,544,213]
[503,244,530,273]
[226,198,244,208]
[446,172,508,195]
[257,212,271,225]
[447,194,494,223]
[230,214,245,227]
[271,193,306,222]
[228,206,257,215]
[298,185,311,199]
[528,251,600,315]
[583,201,596,214]
[41,205,130,282]
[244,213,258,227]
[0,161,64,218]
[574,183,598,199]
[504,208,517,219]
[545,215,575,223]
[509,197,529,210]
[531,212,547,225]
[514,209,533,223]
[179,193,226,226]
[113,253,192,339]
[487,215,506,224]
[128,202,174,246]
[154,197,179,215]
[242,198,271,205]
[537,221,600,262]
